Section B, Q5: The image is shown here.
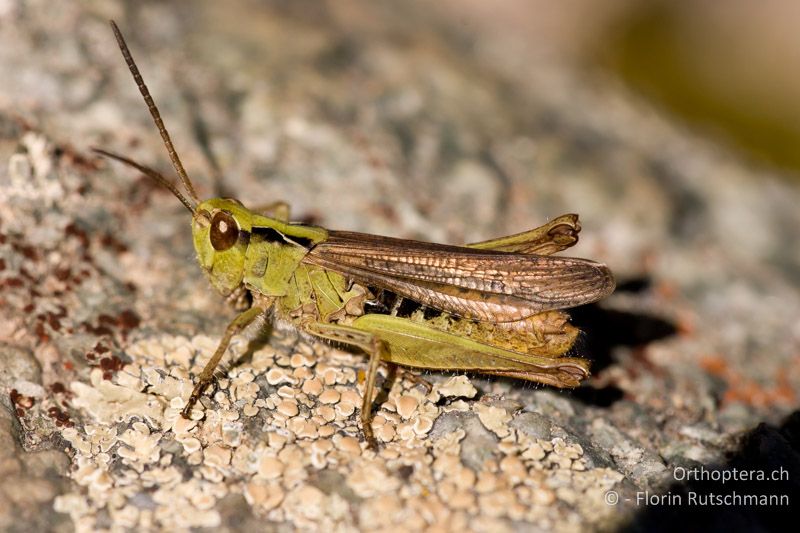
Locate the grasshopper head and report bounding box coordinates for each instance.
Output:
[94,147,255,297]
[192,198,254,296]
[96,22,262,298]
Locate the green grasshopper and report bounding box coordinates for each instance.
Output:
[96,21,615,445]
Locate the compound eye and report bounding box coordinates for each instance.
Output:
[210,211,239,251]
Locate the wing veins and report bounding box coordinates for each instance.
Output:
[303,230,614,321]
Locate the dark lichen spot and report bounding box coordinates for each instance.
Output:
[10,389,34,410]
[99,355,125,380]
[47,406,73,428]
[64,222,90,247]
[99,355,124,371]
[100,232,129,253]
[118,309,140,330]
[396,464,414,480]
[46,312,62,331]
[55,266,71,281]
[34,321,49,342]
[12,242,39,261]
[82,322,113,337]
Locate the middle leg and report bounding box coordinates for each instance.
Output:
[303,321,387,447]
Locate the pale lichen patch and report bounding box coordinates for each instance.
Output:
[70,370,164,425]
[434,375,478,400]
[474,403,512,438]
[52,333,625,531]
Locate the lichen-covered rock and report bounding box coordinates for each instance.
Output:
[1,1,799,531]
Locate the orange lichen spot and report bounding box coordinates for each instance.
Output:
[698,354,728,377]
[654,280,677,300]
[675,311,696,336]
[771,373,797,405]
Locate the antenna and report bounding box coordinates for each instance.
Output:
[92,148,196,214]
[109,20,200,203]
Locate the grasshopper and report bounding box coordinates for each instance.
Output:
[96,21,615,445]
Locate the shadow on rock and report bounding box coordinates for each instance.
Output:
[571,277,678,374]
[569,276,678,407]
[623,410,800,533]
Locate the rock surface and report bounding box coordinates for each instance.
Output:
[1,1,798,531]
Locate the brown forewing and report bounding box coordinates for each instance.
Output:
[302,230,615,323]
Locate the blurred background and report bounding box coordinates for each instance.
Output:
[438,0,800,178]
[6,0,800,179]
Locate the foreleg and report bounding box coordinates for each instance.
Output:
[181,305,264,418]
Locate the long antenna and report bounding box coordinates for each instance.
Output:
[93,148,196,214]
[109,20,200,203]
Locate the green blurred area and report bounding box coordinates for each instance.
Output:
[597,3,800,180]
